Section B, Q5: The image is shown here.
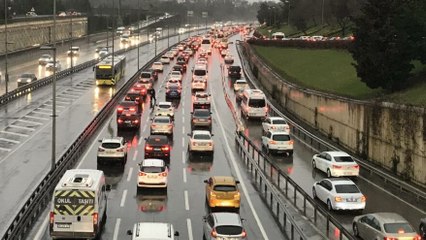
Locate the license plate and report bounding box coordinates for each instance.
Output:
[346,198,356,202]
[154,148,161,151]
[56,223,71,228]
[344,172,352,175]
[199,119,206,122]
[125,120,131,123]
[148,175,157,179]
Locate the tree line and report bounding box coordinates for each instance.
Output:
[0,0,91,18]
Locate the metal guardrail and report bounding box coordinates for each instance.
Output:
[235,42,426,205]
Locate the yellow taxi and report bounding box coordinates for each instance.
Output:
[204,176,240,209]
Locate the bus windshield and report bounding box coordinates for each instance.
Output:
[248,98,266,108]
[96,67,113,79]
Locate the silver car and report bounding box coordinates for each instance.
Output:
[353,212,421,240]
[203,212,247,240]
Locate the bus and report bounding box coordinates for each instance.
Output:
[94,55,126,86]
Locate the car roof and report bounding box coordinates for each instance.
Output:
[154,116,171,121]
[324,178,355,185]
[269,131,290,135]
[141,159,165,167]
[269,117,285,121]
[235,79,247,83]
[193,130,211,135]
[133,222,173,239]
[211,176,236,185]
[158,101,172,106]
[211,212,242,226]
[323,151,351,157]
[146,135,168,143]
[101,137,123,143]
[369,212,409,224]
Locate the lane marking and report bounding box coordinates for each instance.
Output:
[0,130,29,137]
[182,126,185,135]
[16,119,43,125]
[0,138,20,144]
[35,108,52,112]
[0,147,11,152]
[127,167,133,182]
[120,189,128,207]
[133,150,138,161]
[113,218,121,240]
[25,115,48,121]
[186,218,194,240]
[182,116,185,124]
[33,216,49,240]
[182,151,186,164]
[210,84,270,240]
[142,124,148,133]
[183,168,187,183]
[43,104,65,108]
[182,138,185,148]
[8,125,35,131]
[32,111,51,116]
[182,108,185,115]
[184,190,189,210]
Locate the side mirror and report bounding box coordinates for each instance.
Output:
[235,180,240,184]
[203,179,208,183]
[174,231,180,236]
[144,137,148,141]
[211,134,214,136]
[106,185,112,192]
[127,230,133,235]
[190,112,193,114]
[210,112,213,114]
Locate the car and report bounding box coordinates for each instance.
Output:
[165,51,175,59]
[261,131,293,156]
[38,54,53,65]
[166,79,181,89]
[46,60,61,72]
[233,79,248,91]
[152,61,164,72]
[228,65,242,79]
[312,178,366,212]
[117,110,140,130]
[203,212,247,239]
[235,88,247,101]
[127,222,179,240]
[191,109,212,131]
[188,130,214,155]
[67,46,80,57]
[154,102,175,119]
[170,48,179,57]
[262,117,290,133]
[117,99,141,117]
[224,54,234,64]
[147,68,159,81]
[150,116,174,136]
[137,159,168,189]
[177,44,185,51]
[191,79,207,92]
[312,151,360,178]
[172,64,184,74]
[169,71,183,82]
[97,48,109,59]
[192,92,211,109]
[196,57,208,66]
[166,85,181,99]
[220,49,229,57]
[420,218,426,239]
[16,73,37,87]
[204,176,240,209]
[120,34,131,43]
[352,213,421,240]
[97,137,128,165]
[184,48,194,56]
[176,58,187,71]
[144,135,171,161]
[125,89,144,106]
[160,55,170,64]
[139,71,154,84]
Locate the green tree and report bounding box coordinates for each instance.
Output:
[256,2,270,25]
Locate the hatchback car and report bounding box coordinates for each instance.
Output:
[117,99,141,117]
[117,110,140,130]
[150,116,173,136]
[233,79,248,91]
[203,212,247,240]
[204,176,240,210]
[137,159,168,189]
[166,85,181,99]
[97,137,128,165]
[152,62,164,72]
[154,102,175,119]
[262,117,290,133]
[191,109,212,131]
[144,135,171,161]
[125,89,144,106]
[188,130,214,155]
[172,64,184,74]
[192,92,211,110]
[313,178,366,212]
[38,54,53,65]
[160,55,170,64]
[261,131,294,156]
[312,151,359,178]
[127,222,179,240]
[224,54,234,64]
[16,73,37,87]
[353,213,421,240]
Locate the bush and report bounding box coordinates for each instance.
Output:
[248,39,353,50]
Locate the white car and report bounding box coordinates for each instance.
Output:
[261,131,293,156]
[67,46,80,57]
[262,117,290,133]
[191,79,206,91]
[184,48,193,56]
[150,116,174,136]
[196,58,208,66]
[160,55,170,64]
[152,62,164,72]
[169,71,183,82]
[312,178,366,212]
[166,79,181,89]
[220,49,229,57]
[128,222,179,240]
[38,54,53,65]
[188,130,214,154]
[233,79,248,91]
[192,92,211,109]
[137,159,168,189]
[46,60,61,72]
[97,137,128,165]
[154,102,175,119]
[312,151,360,178]
[165,51,175,59]
[224,54,234,64]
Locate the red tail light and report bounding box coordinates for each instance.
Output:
[49,211,55,224]
[139,172,146,176]
[117,148,124,152]
[117,107,123,112]
[384,238,397,240]
[241,230,247,238]
[353,165,360,169]
[98,147,105,152]
[133,119,139,124]
[159,172,168,177]
[333,165,342,169]
[129,107,136,112]
[93,212,98,225]
[141,88,146,93]
[117,119,123,123]
[145,145,153,151]
[161,146,170,151]
[211,229,218,237]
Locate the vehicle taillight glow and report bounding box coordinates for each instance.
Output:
[133,119,139,124]
[333,165,342,169]
[117,119,123,123]
[241,230,247,238]
[145,145,153,151]
[159,172,168,177]
[98,148,105,152]
[49,211,55,224]
[129,107,136,112]
[269,140,276,145]
[117,107,123,112]
[361,195,366,202]
[139,172,146,176]
[92,212,98,225]
[162,146,170,151]
[211,229,218,237]
[289,140,294,145]
[353,165,360,169]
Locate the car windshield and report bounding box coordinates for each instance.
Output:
[201,39,211,44]
[272,119,287,124]
[334,156,354,162]
[140,73,151,78]
[215,226,242,235]
[153,63,162,66]
[101,143,121,149]
[213,185,236,191]
[120,101,136,107]
[334,184,360,193]
[230,66,241,71]
[147,137,168,145]
[158,104,171,109]
[194,110,210,117]
[248,99,266,108]
[236,81,246,84]
[154,118,170,123]
[194,134,211,140]
[171,72,181,76]
[169,85,179,90]
[272,134,290,141]
[41,54,51,58]
[20,74,34,78]
[383,223,414,233]
[194,69,206,76]
[140,166,165,173]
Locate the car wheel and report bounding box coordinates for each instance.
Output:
[203,233,207,240]
[327,169,332,178]
[312,187,317,199]
[312,160,316,169]
[327,199,333,211]
[353,223,359,237]
[288,151,293,156]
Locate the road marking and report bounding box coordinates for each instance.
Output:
[43,103,65,108]
[186,218,194,240]
[32,111,51,116]
[183,168,187,183]
[184,190,189,210]
[0,130,29,137]
[210,84,270,240]
[0,138,20,144]
[182,116,185,124]
[120,189,128,207]
[16,119,43,125]
[25,115,48,121]
[0,147,11,152]
[113,218,121,240]
[182,151,186,164]
[182,138,185,148]
[8,125,35,131]
[127,167,133,182]
[142,124,148,133]
[133,150,138,161]
[35,108,52,112]
[182,108,185,115]
[182,126,185,135]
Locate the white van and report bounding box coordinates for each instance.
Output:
[200,38,212,54]
[50,169,109,239]
[272,32,285,40]
[127,222,179,240]
[240,89,268,119]
[192,64,208,82]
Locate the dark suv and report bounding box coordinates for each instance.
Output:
[117,99,142,117]
[191,109,212,131]
[144,135,171,161]
[166,85,181,99]
[228,65,242,79]
[117,110,140,130]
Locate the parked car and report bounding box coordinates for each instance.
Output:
[312,151,359,178]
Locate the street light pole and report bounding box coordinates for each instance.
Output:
[4,0,9,95]
[112,0,115,81]
[321,0,325,26]
[137,0,140,69]
[167,25,169,48]
[70,14,73,86]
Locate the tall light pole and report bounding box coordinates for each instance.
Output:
[112,0,115,81]
[167,25,170,48]
[137,0,140,69]
[69,14,74,86]
[4,0,10,95]
[321,0,325,26]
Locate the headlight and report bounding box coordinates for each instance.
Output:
[27,79,32,83]
[17,79,22,82]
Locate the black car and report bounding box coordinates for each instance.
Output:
[17,73,37,87]
[125,89,144,106]
[117,99,142,117]
[420,218,426,239]
[172,65,184,74]
[117,110,140,130]
[191,109,212,131]
[166,85,181,99]
[228,65,242,79]
[144,135,171,161]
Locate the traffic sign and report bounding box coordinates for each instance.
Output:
[202,12,208,18]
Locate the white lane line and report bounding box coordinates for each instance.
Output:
[32,111,52,116]
[138,135,144,145]
[36,107,52,112]
[133,150,138,161]
[16,119,43,125]
[186,218,194,240]
[0,130,29,137]
[113,218,121,240]
[184,190,190,210]
[182,108,185,115]
[142,124,148,133]
[0,147,11,152]
[9,125,35,131]
[25,115,48,121]
[183,168,187,183]
[33,216,49,240]
[120,189,128,207]
[182,151,186,164]
[182,116,185,124]
[210,85,270,240]
[0,138,20,144]
[182,138,185,148]
[182,126,185,135]
[43,104,65,108]
[127,167,133,182]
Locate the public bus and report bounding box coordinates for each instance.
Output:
[94,55,126,86]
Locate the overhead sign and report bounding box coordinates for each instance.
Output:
[202,12,208,18]
[187,11,193,17]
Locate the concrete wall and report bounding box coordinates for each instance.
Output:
[0,17,88,55]
[241,43,426,185]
